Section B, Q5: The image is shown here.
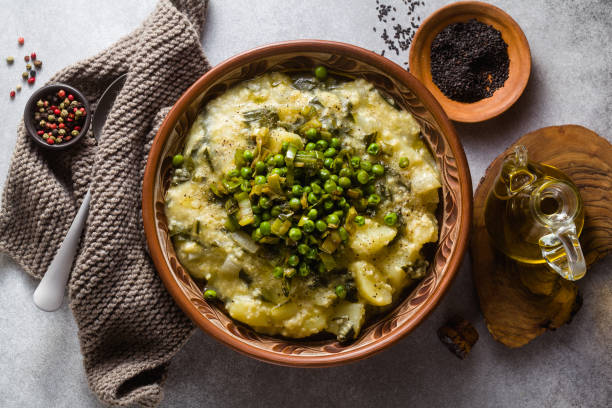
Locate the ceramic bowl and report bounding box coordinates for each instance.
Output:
[24,83,91,150]
[409,1,531,123]
[142,40,472,366]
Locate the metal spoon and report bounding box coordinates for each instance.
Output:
[33,74,128,311]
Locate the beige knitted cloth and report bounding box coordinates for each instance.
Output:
[0,1,210,406]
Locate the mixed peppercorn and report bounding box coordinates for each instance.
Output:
[32,89,86,145]
[172,67,408,297]
[7,37,42,99]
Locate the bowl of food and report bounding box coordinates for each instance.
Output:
[142,40,472,366]
[409,1,531,122]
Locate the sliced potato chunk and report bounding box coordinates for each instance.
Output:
[349,219,397,256]
[327,301,366,341]
[349,261,393,306]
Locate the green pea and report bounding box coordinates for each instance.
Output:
[281,142,289,153]
[365,184,376,195]
[330,137,340,148]
[304,186,312,194]
[289,197,302,211]
[252,214,261,227]
[227,169,240,178]
[372,164,384,176]
[319,169,331,180]
[306,248,318,260]
[334,157,343,168]
[338,226,349,241]
[324,157,334,169]
[367,194,381,206]
[261,211,271,221]
[327,213,340,226]
[305,127,318,140]
[330,174,339,183]
[255,175,267,185]
[240,167,252,179]
[307,209,318,219]
[307,192,318,204]
[288,254,300,267]
[354,215,365,226]
[350,156,361,169]
[299,263,310,277]
[243,150,254,162]
[335,285,346,299]
[367,143,380,155]
[338,176,351,188]
[360,160,373,172]
[339,167,352,178]
[323,200,334,211]
[273,266,284,279]
[251,204,262,214]
[251,228,263,242]
[324,179,337,194]
[271,205,282,218]
[266,156,276,166]
[315,220,327,232]
[311,182,323,195]
[324,147,337,158]
[303,219,315,233]
[357,170,369,184]
[260,221,271,236]
[172,154,184,167]
[292,184,304,197]
[399,157,410,168]
[240,180,251,192]
[255,161,266,174]
[259,196,271,209]
[314,65,328,81]
[288,227,302,241]
[274,154,285,167]
[384,212,398,226]
[305,142,316,151]
[316,140,328,151]
[204,289,217,300]
[297,244,310,255]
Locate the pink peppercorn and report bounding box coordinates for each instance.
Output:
[18,37,24,45]
[30,52,36,60]
[27,77,35,84]
[10,90,16,98]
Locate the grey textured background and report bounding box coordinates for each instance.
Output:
[1,1,610,407]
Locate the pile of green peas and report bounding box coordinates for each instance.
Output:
[190,66,405,283]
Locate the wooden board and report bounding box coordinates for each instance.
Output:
[471,125,612,348]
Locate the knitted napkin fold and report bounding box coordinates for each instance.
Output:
[0,1,210,406]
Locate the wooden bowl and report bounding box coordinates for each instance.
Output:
[409,1,531,123]
[142,40,473,366]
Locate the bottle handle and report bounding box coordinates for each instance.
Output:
[539,222,586,281]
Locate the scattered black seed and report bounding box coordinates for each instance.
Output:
[430,19,510,103]
[372,0,425,69]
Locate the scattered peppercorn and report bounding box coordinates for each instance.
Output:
[27,77,35,85]
[24,55,30,62]
[6,56,14,65]
[29,70,36,78]
[30,52,36,60]
[31,89,87,145]
[22,72,28,80]
[430,19,509,103]
[16,85,22,92]
[10,90,16,99]
[18,37,24,45]
[25,63,32,70]
[33,60,42,69]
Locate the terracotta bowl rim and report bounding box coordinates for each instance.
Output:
[409,0,532,123]
[142,39,472,367]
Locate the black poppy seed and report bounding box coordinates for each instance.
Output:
[430,19,510,103]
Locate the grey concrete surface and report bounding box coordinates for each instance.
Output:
[0,1,610,407]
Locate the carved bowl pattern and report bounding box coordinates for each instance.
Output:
[142,41,472,366]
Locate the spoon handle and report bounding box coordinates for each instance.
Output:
[33,190,91,311]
